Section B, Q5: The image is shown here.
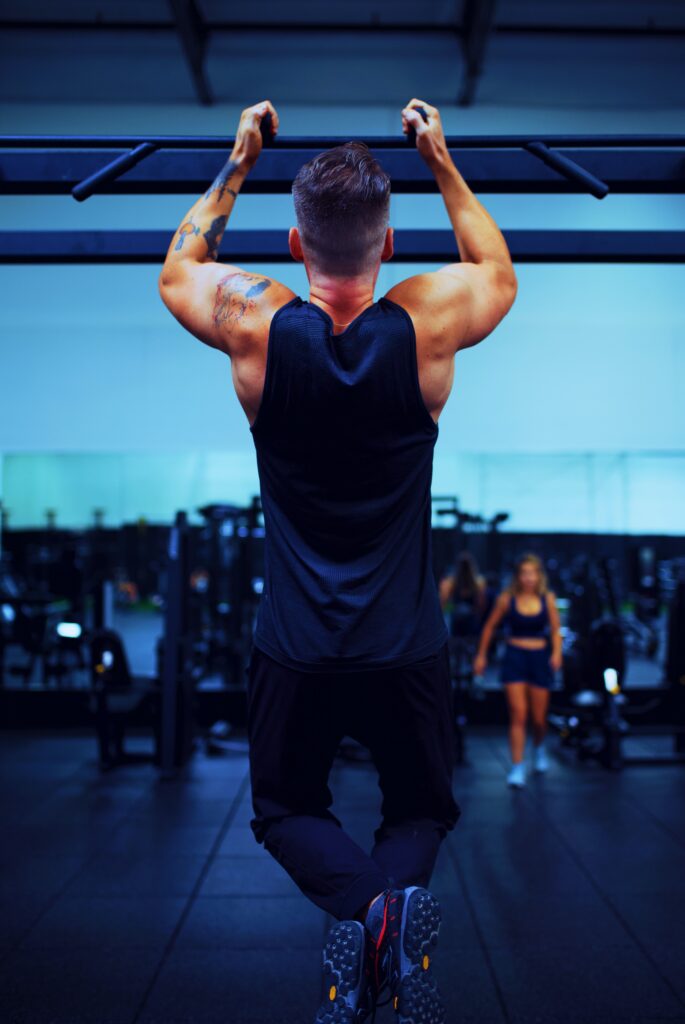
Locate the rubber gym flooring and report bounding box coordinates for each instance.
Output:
[0,728,683,1024]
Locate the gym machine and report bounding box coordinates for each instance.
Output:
[432,497,511,762]
[549,557,685,769]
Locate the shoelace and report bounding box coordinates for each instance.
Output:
[365,962,393,1024]
[364,894,401,1022]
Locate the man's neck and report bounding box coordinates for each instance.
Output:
[308,277,376,327]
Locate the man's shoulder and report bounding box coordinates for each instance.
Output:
[383,274,469,356]
[382,276,431,322]
[160,260,297,358]
[383,271,470,311]
[217,272,295,330]
[225,275,298,354]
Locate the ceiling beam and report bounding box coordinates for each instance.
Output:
[459,0,498,106]
[167,0,212,106]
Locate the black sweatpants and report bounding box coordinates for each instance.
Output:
[245,639,461,921]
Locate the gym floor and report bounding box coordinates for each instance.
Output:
[1,729,683,1024]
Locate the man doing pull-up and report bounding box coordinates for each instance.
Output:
[159,97,517,1024]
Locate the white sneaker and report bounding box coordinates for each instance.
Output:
[533,744,550,773]
[507,762,526,788]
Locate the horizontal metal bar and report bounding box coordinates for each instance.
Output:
[1,230,683,264]
[0,19,462,34]
[1,20,683,37]
[1,149,683,195]
[493,23,685,37]
[505,231,685,262]
[1,134,683,149]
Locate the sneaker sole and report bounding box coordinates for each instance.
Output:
[395,887,445,1024]
[315,920,368,1024]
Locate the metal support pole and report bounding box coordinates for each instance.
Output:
[160,510,190,778]
[525,140,610,199]
[459,0,498,106]
[168,0,212,105]
[72,142,158,201]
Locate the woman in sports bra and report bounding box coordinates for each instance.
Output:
[473,552,563,788]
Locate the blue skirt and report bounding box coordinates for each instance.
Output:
[500,642,554,689]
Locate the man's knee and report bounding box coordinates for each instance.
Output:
[251,808,343,848]
[374,809,460,847]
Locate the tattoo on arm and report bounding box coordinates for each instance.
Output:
[213,273,272,329]
[169,159,241,263]
[204,159,241,202]
[203,216,228,261]
[167,157,243,267]
[174,220,201,251]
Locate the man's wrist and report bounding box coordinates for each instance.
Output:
[429,149,457,180]
[228,148,254,177]
[202,152,250,205]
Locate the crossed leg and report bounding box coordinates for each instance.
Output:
[245,643,461,922]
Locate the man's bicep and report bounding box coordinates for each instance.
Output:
[158,262,281,355]
[435,260,517,352]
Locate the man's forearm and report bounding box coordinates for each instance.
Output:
[160,153,250,279]
[431,155,515,277]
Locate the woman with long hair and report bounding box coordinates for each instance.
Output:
[439,550,487,635]
[440,551,488,711]
[473,553,562,787]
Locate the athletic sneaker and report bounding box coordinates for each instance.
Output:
[315,919,376,1023]
[365,886,445,1024]
[507,762,526,788]
[532,743,550,773]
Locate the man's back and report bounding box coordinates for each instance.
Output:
[219,254,516,434]
[249,294,447,672]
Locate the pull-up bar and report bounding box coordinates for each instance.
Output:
[69,108,612,202]
[1,134,683,199]
[1,133,683,148]
[69,135,611,203]
[1,132,683,262]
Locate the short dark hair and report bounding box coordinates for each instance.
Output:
[292,141,391,278]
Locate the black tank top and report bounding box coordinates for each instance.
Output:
[505,592,550,639]
[249,295,448,672]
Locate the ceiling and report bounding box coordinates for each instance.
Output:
[0,0,683,109]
